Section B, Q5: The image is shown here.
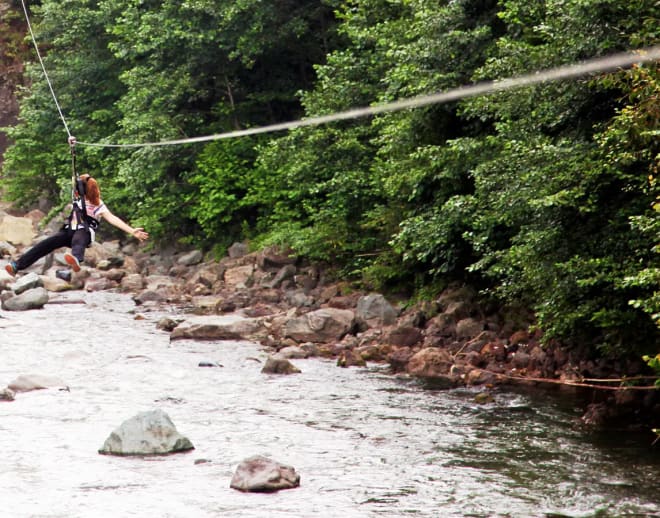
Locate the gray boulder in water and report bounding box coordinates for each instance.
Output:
[1,287,49,311]
[98,409,194,456]
[230,455,300,492]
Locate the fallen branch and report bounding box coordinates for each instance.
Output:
[478,369,660,391]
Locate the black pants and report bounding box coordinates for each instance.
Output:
[15,227,90,271]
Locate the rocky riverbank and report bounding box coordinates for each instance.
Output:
[1,207,658,431]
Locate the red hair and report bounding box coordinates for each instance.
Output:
[80,174,101,205]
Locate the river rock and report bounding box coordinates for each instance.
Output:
[169,315,265,341]
[456,317,484,339]
[2,287,49,311]
[11,272,43,294]
[224,264,255,289]
[228,242,249,258]
[178,249,203,266]
[120,273,145,292]
[0,213,36,246]
[284,308,355,343]
[356,294,397,330]
[385,325,423,347]
[0,240,17,257]
[406,347,453,379]
[98,409,194,456]
[41,275,72,292]
[8,374,68,392]
[264,264,296,289]
[230,455,300,492]
[261,355,301,374]
[0,387,16,401]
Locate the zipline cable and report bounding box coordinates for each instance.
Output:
[19,0,72,140]
[76,45,660,148]
[17,1,660,149]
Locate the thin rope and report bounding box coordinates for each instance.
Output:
[17,0,660,149]
[76,45,660,149]
[19,0,72,138]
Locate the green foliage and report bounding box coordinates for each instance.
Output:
[2,0,659,363]
[641,354,660,387]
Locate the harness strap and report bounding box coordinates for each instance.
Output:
[65,136,99,241]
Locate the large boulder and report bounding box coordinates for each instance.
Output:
[284,308,355,343]
[177,249,203,266]
[170,315,265,342]
[230,455,300,492]
[8,374,68,392]
[356,294,397,330]
[406,348,454,379]
[261,355,301,375]
[0,213,36,246]
[2,287,49,311]
[98,409,194,456]
[11,272,43,295]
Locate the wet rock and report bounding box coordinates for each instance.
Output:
[356,294,397,330]
[581,402,610,427]
[277,346,309,359]
[12,272,43,295]
[511,351,531,369]
[261,355,301,374]
[474,392,495,404]
[406,348,453,378]
[198,361,222,367]
[2,287,49,311]
[170,315,265,342]
[230,455,300,492]
[98,409,194,456]
[8,374,68,392]
[388,347,416,372]
[337,349,366,368]
[0,387,16,401]
[134,289,167,304]
[284,308,355,343]
[157,317,180,332]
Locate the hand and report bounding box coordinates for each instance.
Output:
[131,228,149,242]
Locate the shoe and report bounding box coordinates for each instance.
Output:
[4,260,17,276]
[64,253,81,272]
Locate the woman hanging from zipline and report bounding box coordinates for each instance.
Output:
[5,173,148,276]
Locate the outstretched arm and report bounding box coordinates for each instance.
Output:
[99,210,149,242]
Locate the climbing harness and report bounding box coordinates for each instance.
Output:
[63,135,100,243]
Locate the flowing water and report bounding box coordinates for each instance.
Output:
[0,291,658,518]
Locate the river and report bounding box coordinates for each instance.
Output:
[0,290,658,517]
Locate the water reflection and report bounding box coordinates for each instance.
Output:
[0,291,658,517]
